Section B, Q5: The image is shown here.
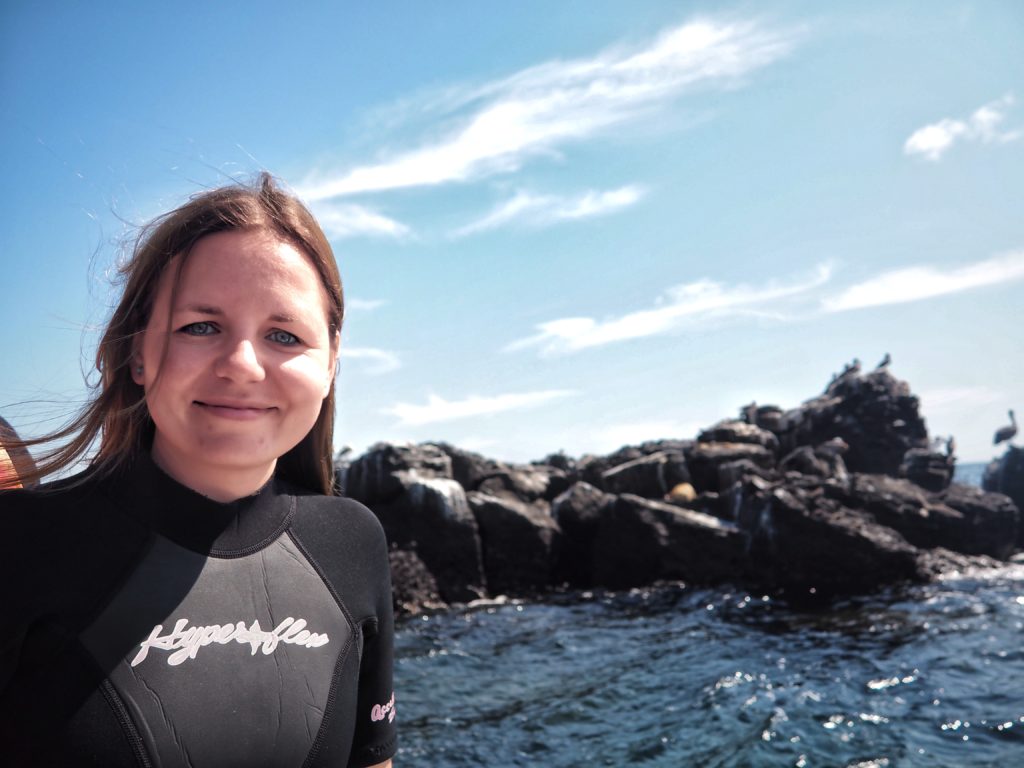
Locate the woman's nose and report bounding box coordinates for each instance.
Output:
[214,338,266,381]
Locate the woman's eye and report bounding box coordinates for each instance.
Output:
[267,329,300,345]
[180,321,218,336]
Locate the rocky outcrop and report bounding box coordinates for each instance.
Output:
[591,494,745,589]
[773,370,928,476]
[686,442,775,494]
[389,548,445,615]
[550,482,612,587]
[343,443,485,603]
[467,492,560,595]
[900,447,954,492]
[339,366,1020,615]
[600,451,689,498]
[826,474,1018,560]
[735,477,922,594]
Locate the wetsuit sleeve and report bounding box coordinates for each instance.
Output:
[348,514,397,768]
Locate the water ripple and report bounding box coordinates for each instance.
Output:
[395,566,1024,766]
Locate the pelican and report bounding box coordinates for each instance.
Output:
[875,353,891,370]
[994,410,1017,445]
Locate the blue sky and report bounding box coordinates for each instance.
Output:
[2,1,1022,466]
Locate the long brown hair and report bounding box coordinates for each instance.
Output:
[2,173,344,494]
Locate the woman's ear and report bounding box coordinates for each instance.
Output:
[130,349,146,386]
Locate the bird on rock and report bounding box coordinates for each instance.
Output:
[994,409,1017,445]
[875,352,891,370]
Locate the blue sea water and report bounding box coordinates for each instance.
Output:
[394,462,1022,767]
[394,573,1024,767]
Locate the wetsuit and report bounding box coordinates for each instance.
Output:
[0,455,397,767]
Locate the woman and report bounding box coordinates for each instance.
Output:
[0,174,396,767]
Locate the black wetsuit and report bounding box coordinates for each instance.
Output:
[0,456,397,767]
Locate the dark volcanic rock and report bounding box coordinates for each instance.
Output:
[900,448,954,492]
[430,441,503,491]
[578,439,691,491]
[984,446,1024,545]
[698,419,780,452]
[343,442,452,503]
[550,482,614,587]
[431,441,570,502]
[779,441,850,482]
[937,483,1019,559]
[600,451,690,498]
[592,494,745,589]
[370,473,486,603]
[389,548,446,616]
[467,492,560,595]
[775,370,928,476]
[828,474,1017,559]
[687,442,775,494]
[477,466,558,503]
[780,446,831,479]
[741,481,922,594]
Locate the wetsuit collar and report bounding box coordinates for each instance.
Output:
[115,453,297,557]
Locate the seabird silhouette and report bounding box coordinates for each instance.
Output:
[994,409,1017,445]
[741,401,758,425]
[875,353,891,370]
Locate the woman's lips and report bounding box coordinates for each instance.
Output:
[194,401,276,420]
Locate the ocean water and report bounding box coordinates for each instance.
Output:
[393,462,1023,767]
[394,571,1024,767]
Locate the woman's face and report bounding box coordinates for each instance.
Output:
[133,229,338,492]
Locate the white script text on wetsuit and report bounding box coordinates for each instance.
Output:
[131,617,330,667]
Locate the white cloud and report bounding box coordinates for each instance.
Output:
[904,94,1021,161]
[383,389,579,427]
[309,201,411,239]
[454,185,645,236]
[505,263,831,356]
[917,386,1002,413]
[298,19,797,200]
[340,346,401,375]
[822,250,1024,312]
[346,297,388,311]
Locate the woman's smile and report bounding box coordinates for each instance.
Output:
[193,400,278,420]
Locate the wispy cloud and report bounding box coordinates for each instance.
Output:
[505,264,831,357]
[453,185,645,237]
[904,94,1021,161]
[917,386,1003,413]
[822,250,1024,312]
[340,346,401,375]
[308,201,411,239]
[346,297,388,311]
[383,389,579,427]
[298,19,798,200]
